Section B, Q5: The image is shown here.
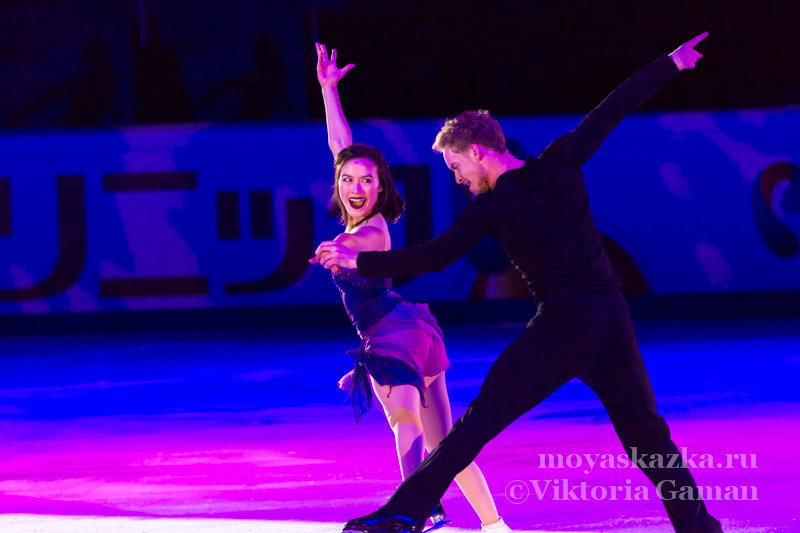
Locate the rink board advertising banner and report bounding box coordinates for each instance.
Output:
[0,108,798,315]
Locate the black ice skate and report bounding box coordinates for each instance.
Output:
[342,511,424,533]
[427,501,451,532]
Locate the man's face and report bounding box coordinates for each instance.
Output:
[442,147,490,196]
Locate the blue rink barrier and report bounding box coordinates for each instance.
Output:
[0,108,799,318]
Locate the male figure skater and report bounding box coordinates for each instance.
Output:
[314,32,722,533]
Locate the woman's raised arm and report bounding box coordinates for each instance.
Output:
[316,42,356,158]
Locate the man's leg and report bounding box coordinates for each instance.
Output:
[380,322,581,521]
[580,297,722,533]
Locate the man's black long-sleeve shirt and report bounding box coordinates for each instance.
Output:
[358,55,679,300]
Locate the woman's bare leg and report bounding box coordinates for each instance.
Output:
[371,378,425,480]
[420,372,500,526]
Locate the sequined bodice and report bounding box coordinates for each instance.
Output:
[332,268,402,337]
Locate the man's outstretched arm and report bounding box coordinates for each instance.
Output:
[312,194,494,278]
[544,32,708,166]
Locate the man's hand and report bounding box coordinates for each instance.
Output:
[316,42,355,87]
[310,240,359,271]
[669,32,708,71]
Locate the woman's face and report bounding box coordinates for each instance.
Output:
[338,157,382,226]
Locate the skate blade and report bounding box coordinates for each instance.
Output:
[422,519,451,533]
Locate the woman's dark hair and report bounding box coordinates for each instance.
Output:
[330,144,405,228]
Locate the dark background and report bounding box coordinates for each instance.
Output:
[1,0,798,128]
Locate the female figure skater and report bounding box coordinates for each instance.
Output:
[312,43,511,533]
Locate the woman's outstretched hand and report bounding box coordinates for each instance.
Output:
[316,42,355,87]
[669,32,708,71]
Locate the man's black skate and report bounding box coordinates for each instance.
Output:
[427,501,451,532]
[342,511,424,533]
[341,501,452,533]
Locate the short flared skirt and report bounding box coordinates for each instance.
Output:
[338,301,451,421]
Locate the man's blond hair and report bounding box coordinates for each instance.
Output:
[432,110,507,154]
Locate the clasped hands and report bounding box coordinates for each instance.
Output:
[310,240,359,272]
